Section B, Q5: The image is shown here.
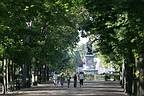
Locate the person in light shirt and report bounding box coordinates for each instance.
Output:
[53,72,58,87]
[78,72,84,87]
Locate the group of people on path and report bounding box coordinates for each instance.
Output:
[73,72,84,88]
[53,72,65,88]
[53,72,84,88]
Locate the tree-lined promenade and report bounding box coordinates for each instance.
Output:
[0,0,144,96]
[1,81,127,96]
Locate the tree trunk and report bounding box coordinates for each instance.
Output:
[121,60,125,88]
[47,66,49,81]
[125,62,133,95]
[6,59,9,91]
[21,61,31,88]
[2,59,7,94]
[22,64,27,88]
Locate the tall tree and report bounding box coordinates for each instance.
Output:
[0,0,82,94]
[81,0,144,95]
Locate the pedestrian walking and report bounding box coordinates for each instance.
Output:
[79,72,84,87]
[60,73,65,88]
[53,72,58,87]
[73,73,77,88]
[66,73,71,88]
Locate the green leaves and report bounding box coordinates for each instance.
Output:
[81,0,144,67]
[0,0,82,72]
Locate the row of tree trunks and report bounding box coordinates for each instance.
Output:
[1,57,50,94]
[121,48,135,96]
[121,49,144,96]
[138,50,144,96]
[1,57,31,94]
[37,64,49,84]
[1,58,15,94]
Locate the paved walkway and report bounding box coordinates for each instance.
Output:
[1,81,127,96]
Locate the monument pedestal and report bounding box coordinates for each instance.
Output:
[83,54,97,80]
[85,54,95,70]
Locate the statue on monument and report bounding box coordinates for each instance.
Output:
[87,40,93,55]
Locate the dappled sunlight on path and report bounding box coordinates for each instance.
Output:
[1,81,127,96]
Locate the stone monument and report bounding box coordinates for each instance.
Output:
[84,40,95,75]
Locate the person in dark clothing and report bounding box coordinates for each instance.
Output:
[60,73,65,88]
[66,73,71,88]
[73,74,77,88]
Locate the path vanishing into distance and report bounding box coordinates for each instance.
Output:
[0,81,127,96]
